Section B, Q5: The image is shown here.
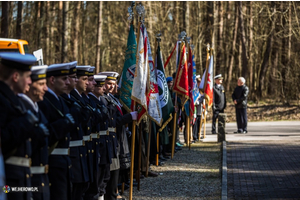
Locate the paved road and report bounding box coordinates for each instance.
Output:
[201,121,300,199]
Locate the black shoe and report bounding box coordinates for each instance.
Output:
[212,132,217,134]
[243,131,248,134]
[234,130,242,134]
[163,156,170,159]
[159,156,167,161]
[175,146,182,151]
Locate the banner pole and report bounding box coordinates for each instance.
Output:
[189,116,192,150]
[171,93,178,159]
[137,123,142,191]
[186,113,190,148]
[145,119,151,177]
[129,101,136,200]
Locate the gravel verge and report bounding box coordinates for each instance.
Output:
[122,142,222,200]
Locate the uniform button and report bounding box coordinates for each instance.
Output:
[28,138,31,142]
[111,118,113,120]
[77,127,79,130]
[80,154,83,157]
[106,140,108,143]
[88,150,90,153]
[69,165,72,169]
[49,183,52,186]
[65,137,68,141]
[88,127,90,130]
[96,142,98,145]
[26,174,29,178]
[92,150,94,153]
[41,183,44,187]
[104,122,106,124]
[25,155,28,158]
[113,136,115,138]
[40,163,43,166]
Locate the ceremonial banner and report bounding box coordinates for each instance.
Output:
[173,43,189,106]
[192,54,201,110]
[156,45,174,132]
[120,24,137,112]
[187,47,194,118]
[204,53,214,109]
[146,30,163,126]
[131,25,149,124]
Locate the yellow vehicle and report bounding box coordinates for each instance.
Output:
[0,38,29,54]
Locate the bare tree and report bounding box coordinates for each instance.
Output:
[95,1,103,73]
[61,1,69,63]
[1,1,9,38]
[16,1,23,39]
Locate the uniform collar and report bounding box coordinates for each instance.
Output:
[18,93,39,113]
[47,87,59,100]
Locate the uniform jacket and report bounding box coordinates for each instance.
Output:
[213,84,226,111]
[61,93,89,183]
[0,81,35,200]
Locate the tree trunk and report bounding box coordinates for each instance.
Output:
[226,2,239,92]
[248,2,254,96]
[258,1,276,98]
[238,1,248,79]
[218,1,224,76]
[95,1,103,73]
[61,1,69,63]
[185,1,190,34]
[73,1,81,61]
[16,1,23,39]
[1,1,9,38]
[45,1,50,65]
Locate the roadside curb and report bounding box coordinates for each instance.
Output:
[222,141,227,200]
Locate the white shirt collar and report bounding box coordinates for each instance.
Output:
[74,89,82,97]
[88,92,100,101]
[47,88,59,100]
[18,93,39,113]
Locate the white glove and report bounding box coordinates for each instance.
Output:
[130,111,138,120]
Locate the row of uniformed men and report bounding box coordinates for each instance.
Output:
[0,52,138,200]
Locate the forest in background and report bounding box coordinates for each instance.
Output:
[1,1,300,102]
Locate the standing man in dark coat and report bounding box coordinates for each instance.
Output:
[18,65,50,200]
[232,77,249,134]
[0,53,41,200]
[38,63,75,200]
[212,74,226,134]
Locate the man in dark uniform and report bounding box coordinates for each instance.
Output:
[60,62,90,200]
[98,72,137,200]
[38,63,75,200]
[212,74,226,134]
[0,52,41,200]
[83,67,106,200]
[232,77,249,134]
[18,65,51,200]
[86,74,111,200]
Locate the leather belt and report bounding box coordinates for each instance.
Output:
[69,140,84,147]
[5,156,31,167]
[108,127,116,133]
[30,165,49,174]
[83,135,92,141]
[51,148,69,155]
[99,130,109,136]
[91,133,99,139]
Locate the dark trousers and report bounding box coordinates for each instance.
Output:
[193,115,201,140]
[72,182,89,200]
[49,166,71,200]
[212,110,224,133]
[98,164,111,197]
[104,169,119,200]
[236,108,247,132]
